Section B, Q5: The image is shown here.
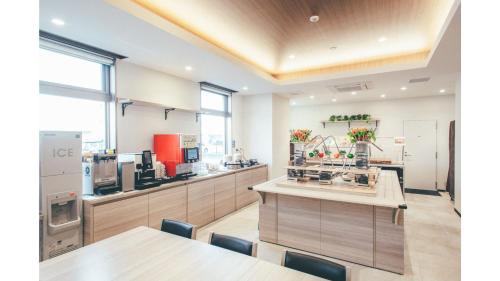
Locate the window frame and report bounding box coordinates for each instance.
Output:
[200,83,234,157]
[39,37,116,150]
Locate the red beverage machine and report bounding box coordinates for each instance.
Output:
[154,134,199,177]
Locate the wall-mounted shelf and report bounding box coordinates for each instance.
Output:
[320,119,379,129]
[118,98,204,122]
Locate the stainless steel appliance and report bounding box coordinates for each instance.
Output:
[118,151,162,190]
[118,161,135,192]
[39,131,82,260]
[82,153,120,195]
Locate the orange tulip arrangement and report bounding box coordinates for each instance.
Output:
[347,127,376,143]
[290,129,312,143]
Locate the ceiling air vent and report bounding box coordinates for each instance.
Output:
[409,77,431,83]
[328,81,373,93]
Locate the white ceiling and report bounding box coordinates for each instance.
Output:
[39,0,460,105]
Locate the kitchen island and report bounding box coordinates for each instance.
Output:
[254,170,406,274]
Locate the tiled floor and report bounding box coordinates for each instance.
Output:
[197,192,461,281]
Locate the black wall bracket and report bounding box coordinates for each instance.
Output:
[164,108,176,120]
[121,102,133,116]
[195,112,203,122]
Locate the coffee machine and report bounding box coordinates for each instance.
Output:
[154,134,199,179]
[118,151,162,190]
[39,131,82,260]
[82,153,120,195]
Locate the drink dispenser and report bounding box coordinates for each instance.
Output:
[47,192,81,235]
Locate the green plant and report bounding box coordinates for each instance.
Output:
[347,128,376,143]
[329,115,336,121]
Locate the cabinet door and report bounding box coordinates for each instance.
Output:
[235,170,257,209]
[93,195,148,242]
[252,166,268,185]
[277,195,321,252]
[321,201,374,266]
[148,185,187,230]
[214,175,236,220]
[187,180,215,227]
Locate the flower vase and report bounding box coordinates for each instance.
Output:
[355,141,369,169]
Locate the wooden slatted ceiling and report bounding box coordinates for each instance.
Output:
[131,0,456,79]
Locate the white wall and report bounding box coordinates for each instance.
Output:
[231,94,245,153]
[116,104,200,153]
[289,95,455,189]
[242,95,273,171]
[240,94,289,179]
[454,74,461,213]
[115,60,200,111]
[272,95,291,179]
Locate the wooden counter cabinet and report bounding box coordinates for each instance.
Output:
[84,194,148,244]
[187,179,215,227]
[214,174,236,220]
[148,185,187,230]
[236,166,268,209]
[83,165,268,246]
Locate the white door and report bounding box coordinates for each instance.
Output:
[403,120,437,190]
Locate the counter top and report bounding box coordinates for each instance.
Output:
[253,170,405,208]
[83,164,267,206]
[306,159,404,168]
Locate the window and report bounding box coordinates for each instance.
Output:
[39,37,115,152]
[200,84,233,164]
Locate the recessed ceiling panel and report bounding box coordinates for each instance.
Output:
[126,0,456,79]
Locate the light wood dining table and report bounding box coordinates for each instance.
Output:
[39,226,324,280]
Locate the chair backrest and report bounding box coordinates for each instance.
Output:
[160,219,197,239]
[208,232,257,257]
[281,250,350,281]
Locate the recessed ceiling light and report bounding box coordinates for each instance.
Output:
[380,94,386,98]
[288,54,296,59]
[242,86,248,91]
[400,86,407,91]
[351,91,357,95]
[309,95,315,99]
[309,15,319,23]
[184,65,193,71]
[51,18,65,26]
[439,89,446,93]
[378,36,387,43]
[291,101,297,106]
[331,98,337,102]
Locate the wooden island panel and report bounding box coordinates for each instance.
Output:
[255,171,406,274]
[259,193,278,243]
[148,185,187,230]
[321,201,374,266]
[375,206,405,273]
[277,194,321,252]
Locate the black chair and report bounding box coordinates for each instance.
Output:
[281,250,350,281]
[160,219,197,239]
[208,232,257,257]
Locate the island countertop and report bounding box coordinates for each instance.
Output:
[253,170,405,209]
